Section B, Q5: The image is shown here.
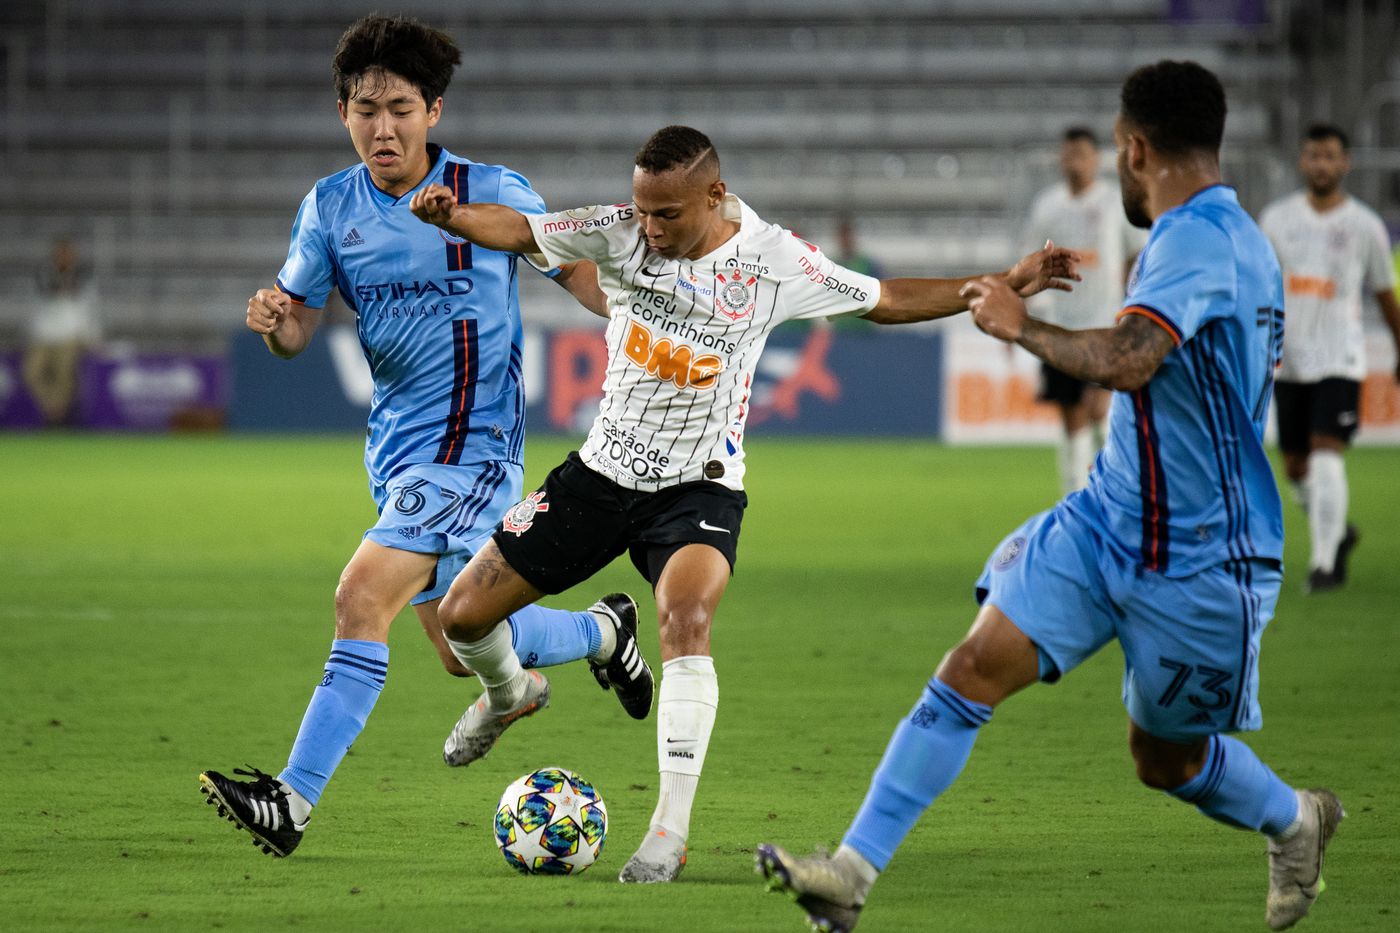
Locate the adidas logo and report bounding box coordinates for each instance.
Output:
[341,227,365,248]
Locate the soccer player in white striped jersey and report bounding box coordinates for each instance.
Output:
[1024,127,1147,494]
[408,125,1080,883]
[1259,124,1400,591]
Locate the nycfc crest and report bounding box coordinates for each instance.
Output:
[993,536,1026,570]
[713,269,758,321]
[502,491,550,536]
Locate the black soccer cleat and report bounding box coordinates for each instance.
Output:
[199,766,306,857]
[1332,524,1359,584]
[587,593,654,720]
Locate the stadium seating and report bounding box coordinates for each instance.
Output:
[0,1,1290,333]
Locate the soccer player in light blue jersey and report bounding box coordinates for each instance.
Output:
[198,15,654,858]
[759,61,1342,933]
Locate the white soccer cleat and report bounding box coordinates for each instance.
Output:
[1266,788,1344,930]
[443,670,550,767]
[618,825,687,883]
[756,843,865,933]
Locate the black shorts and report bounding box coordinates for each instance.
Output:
[492,452,747,595]
[1038,362,1088,407]
[1273,379,1361,454]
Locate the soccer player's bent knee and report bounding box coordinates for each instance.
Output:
[333,577,393,639]
[656,603,711,649]
[1129,736,1204,790]
[937,640,1009,699]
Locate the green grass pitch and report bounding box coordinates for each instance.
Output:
[1,435,1396,932]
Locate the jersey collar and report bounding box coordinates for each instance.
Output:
[364,143,450,206]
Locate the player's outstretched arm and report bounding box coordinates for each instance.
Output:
[554,260,609,318]
[246,287,322,359]
[409,184,540,255]
[962,275,1173,391]
[864,241,1080,325]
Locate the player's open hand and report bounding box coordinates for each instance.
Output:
[246,288,291,335]
[1007,239,1081,297]
[962,276,1028,343]
[410,184,459,229]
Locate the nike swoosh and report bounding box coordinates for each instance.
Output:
[641,267,674,279]
[665,738,689,743]
[698,520,731,534]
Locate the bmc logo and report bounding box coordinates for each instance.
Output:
[623,320,723,390]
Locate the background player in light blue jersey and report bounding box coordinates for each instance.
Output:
[197,15,654,858]
[759,61,1341,933]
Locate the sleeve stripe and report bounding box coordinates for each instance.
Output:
[1117,304,1182,346]
[275,280,308,305]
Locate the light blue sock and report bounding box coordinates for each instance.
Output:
[1168,733,1300,834]
[507,604,602,669]
[842,678,992,870]
[279,639,388,806]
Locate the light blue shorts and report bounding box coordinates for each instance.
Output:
[366,460,523,605]
[975,500,1281,742]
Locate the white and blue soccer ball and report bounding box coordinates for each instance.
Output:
[494,766,607,875]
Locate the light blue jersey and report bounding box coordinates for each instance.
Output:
[1068,185,1286,577]
[977,185,1289,740]
[276,144,551,492]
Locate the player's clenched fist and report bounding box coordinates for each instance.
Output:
[246,288,291,335]
[410,184,459,228]
[962,276,1028,343]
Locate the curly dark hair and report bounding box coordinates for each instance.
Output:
[634,125,720,176]
[1120,60,1226,155]
[332,15,462,106]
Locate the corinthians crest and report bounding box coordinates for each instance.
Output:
[713,268,758,321]
[502,491,550,536]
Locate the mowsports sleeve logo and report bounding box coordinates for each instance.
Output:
[540,206,634,236]
[623,320,723,390]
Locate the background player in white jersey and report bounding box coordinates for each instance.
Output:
[407,125,1080,883]
[196,15,654,859]
[1259,124,1400,592]
[1024,127,1147,493]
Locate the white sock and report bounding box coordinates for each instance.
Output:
[1289,477,1310,512]
[1057,430,1093,494]
[591,609,618,662]
[834,844,879,901]
[1270,790,1307,842]
[1306,449,1347,572]
[446,622,528,710]
[649,655,718,841]
[1091,418,1106,449]
[1068,429,1095,491]
[280,783,313,826]
[1055,435,1074,495]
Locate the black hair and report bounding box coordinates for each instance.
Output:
[1119,60,1226,155]
[1063,126,1098,145]
[634,125,720,176]
[1304,123,1350,150]
[332,15,462,106]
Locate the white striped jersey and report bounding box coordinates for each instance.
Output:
[525,195,881,491]
[1258,192,1395,382]
[1023,179,1147,331]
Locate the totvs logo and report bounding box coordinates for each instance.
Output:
[623,321,723,390]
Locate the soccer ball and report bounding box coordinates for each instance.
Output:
[494,766,608,875]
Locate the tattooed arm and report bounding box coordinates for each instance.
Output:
[960,275,1176,391]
